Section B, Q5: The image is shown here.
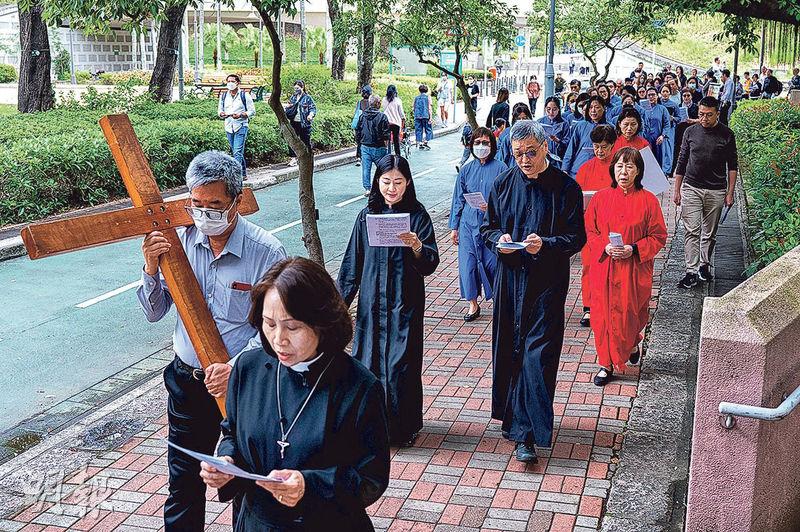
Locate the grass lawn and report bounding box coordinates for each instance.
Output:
[0,104,15,115]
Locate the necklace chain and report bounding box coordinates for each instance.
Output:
[276,355,334,457]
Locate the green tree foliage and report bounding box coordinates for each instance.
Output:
[377,0,516,130]
[306,27,327,65]
[529,0,674,84]
[236,25,262,67]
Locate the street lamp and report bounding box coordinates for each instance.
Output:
[544,0,556,100]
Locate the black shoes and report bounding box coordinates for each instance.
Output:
[396,433,418,448]
[514,442,538,463]
[580,311,591,327]
[698,265,713,282]
[593,367,613,387]
[629,345,641,366]
[678,272,699,289]
[464,307,481,322]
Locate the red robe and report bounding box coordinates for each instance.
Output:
[612,135,650,154]
[584,186,667,369]
[575,156,612,308]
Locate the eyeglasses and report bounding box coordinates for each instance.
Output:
[184,199,235,221]
[473,140,491,146]
[512,141,546,161]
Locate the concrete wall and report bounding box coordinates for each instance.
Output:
[686,246,800,532]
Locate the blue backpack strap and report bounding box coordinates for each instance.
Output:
[240,90,247,109]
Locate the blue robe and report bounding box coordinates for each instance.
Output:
[449,158,508,300]
[537,115,569,167]
[609,94,622,108]
[642,103,670,167]
[338,204,440,442]
[497,128,516,169]
[480,165,586,447]
[660,98,679,174]
[562,118,607,178]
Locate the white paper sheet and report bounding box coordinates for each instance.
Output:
[639,146,670,195]
[366,213,411,247]
[496,241,527,250]
[463,192,486,209]
[164,440,283,482]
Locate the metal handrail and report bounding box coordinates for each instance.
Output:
[718,385,800,429]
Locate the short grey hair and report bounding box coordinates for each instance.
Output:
[510,120,547,145]
[185,150,243,198]
[368,94,382,109]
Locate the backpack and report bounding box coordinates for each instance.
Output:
[222,90,247,109]
[774,79,784,96]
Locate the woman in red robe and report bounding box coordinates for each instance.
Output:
[575,124,617,327]
[612,107,650,153]
[584,147,667,386]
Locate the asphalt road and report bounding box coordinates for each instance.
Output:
[0,131,466,433]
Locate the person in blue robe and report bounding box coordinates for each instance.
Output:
[479,120,586,463]
[338,155,440,447]
[449,127,508,321]
[641,87,670,168]
[659,85,679,174]
[497,102,532,169]
[561,95,608,178]
[537,96,569,168]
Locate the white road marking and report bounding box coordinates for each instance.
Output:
[76,164,443,308]
[268,219,302,234]
[75,281,142,309]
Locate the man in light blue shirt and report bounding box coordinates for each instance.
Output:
[218,74,256,178]
[137,150,285,530]
[719,69,735,125]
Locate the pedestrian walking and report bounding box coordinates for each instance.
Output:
[413,85,433,150]
[218,74,256,178]
[356,95,391,196]
[673,96,738,288]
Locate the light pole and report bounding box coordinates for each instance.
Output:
[216,0,222,72]
[544,0,556,100]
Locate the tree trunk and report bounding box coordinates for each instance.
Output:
[327,0,346,80]
[17,1,54,113]
[456,78,478,131]
[148,1,188,103]
[357,13,374,90]
[599,47,615,84]
[258,9,325,265]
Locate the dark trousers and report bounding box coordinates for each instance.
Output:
[163,358,224,531]
[289,121,312,158]
[388,124,401,155]
[528,98,537,115]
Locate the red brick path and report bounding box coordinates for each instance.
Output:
[4,194,674,532]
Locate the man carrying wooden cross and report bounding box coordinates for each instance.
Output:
[137,150,286,530]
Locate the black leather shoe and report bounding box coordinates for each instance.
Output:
[580,311,591,327]
[514,442,538,463]
[501,430,511,440]
[593,367,613,387]
[398,433,418,448]
[464,308,481,322]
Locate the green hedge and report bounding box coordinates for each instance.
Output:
[0,63,17,83]
[731,99,800,273]
[0,86,355,226]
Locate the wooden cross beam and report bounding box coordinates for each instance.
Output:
[21,114,259,415]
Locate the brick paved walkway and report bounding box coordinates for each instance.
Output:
[2,193,675,532]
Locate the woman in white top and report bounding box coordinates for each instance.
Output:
[436,74,451,126]
[382,85,406,156]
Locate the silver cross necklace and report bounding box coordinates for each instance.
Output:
[275,355,333,460]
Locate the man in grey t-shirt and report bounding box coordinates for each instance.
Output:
[673,96,738,289]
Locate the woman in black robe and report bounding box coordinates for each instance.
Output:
[338,154,440,446]
[200,257,390,531]
[480,120,586,463]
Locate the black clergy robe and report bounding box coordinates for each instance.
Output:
[338,204,440,443]
[480,164,586,447]
[217,348,390,531]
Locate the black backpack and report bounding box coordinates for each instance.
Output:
[774,79,784,96]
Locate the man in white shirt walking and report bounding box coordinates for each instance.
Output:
[218,74,256,178]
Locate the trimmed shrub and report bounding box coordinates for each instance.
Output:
[0,63,17,83]
[731,98,800,273]
[98,70,152,85]
[0,95,355,226]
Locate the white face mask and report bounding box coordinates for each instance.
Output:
[473,144,491,159]
[191,205,234,236]
[227,82,237,91]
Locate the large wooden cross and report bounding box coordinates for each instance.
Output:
[21,114,259,414]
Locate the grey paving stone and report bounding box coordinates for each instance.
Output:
[419,473,460,485]
[402,499,446,513]
[486,508,531,521]
[536,491,581,504]
[111,490,151,503]
[122,514,163,529]
[533,500,578,514]
[0,519,24,531]
[449,495,493,507]
[482,517,528,531]
[31,512,78,528]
